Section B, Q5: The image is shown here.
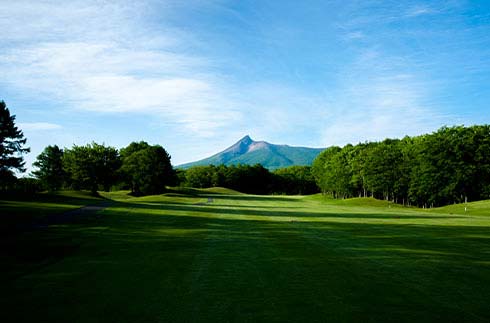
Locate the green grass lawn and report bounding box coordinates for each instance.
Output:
[0,190,103,228]
[1,190,490,322]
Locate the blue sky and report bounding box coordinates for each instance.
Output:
[1,0,490,171]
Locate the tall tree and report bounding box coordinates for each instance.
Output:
[396,136,415,205]
[273,166,318,195]
[120,141,151,159]
[364,139,403,201]
[120,142,174,195]
[0,101,30,185]
[64,143,120,194]
[348,143,373,198]
[184,165,214,188]
[473,125,490,199]
[32,145,65,191]
[312,146,342,195]
[324,146,353,198]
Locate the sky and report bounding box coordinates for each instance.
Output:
[1,0,490,171]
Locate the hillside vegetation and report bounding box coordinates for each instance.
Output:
[178,135,324,170]
[313,125,490,207]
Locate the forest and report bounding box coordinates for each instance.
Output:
[24,144,318,196]
[312,125,490,207]
[179,164,318,195]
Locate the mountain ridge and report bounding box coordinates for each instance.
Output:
[178,135,325,170]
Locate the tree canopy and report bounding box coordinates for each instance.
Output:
[32,145,65,192]
[0,101,29,186]
[63,143,120,194]
[120,142,174,196]
[312,125,490,207]
[273,166,318,195]
[180,164,318,195]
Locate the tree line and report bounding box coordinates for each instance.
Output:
[0,101,30,190]
[312,125,490,207]
[3,100,490,205]
[32,141,175,196]
[1,101,317,196]
[32,146,318,196]
[179,164,318,195]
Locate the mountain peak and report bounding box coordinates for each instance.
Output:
[239,135,253,144]
[178,135,325,170]
[224,135,254,155]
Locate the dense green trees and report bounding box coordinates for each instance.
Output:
[0,101,29,187]
[63,143,120,194]
[32,145,65,191]
[29,141,174,195]
[312,146,342,196]
[5,100,490,206]
[273,166,318,195]
[407,126,490,206]
[184,165,215,188]
[180,164,318,195]
[312,125,490,207]
[363,139,403,201]
[120,143,174,196]
[182,164,273,194]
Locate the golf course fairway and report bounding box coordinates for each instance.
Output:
[1,189,490,322]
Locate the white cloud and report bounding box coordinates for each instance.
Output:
[19,122,62,131]
[0,1,239,137]
[0,1,150,44]
[345,31,365,40]
[406,5,435,18]
[0,0,466,156]
[319,44,453,147]
[320,72,450,146]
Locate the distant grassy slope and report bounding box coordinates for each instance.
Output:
[2,191,490,322]
[178,135,324,170]
[200,187,244,195]
[430,199,490,216]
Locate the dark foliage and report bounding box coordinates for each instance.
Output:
[63,143,121,194]
[120,142,175,196]
[32,145,65,191]
[312,125,490,207]
[181,164,318,195]
[0,101,29,187]
[273,166,318,195]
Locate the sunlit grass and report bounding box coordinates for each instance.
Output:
[1,189,490,322]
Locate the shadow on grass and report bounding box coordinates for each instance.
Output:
[118,200,464,220]
[197,193,301,202]
[97,204,490,274]
[3,194,490,322]
[0,192,111,235]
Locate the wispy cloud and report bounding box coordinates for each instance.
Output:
[345,31,365,40]
[18,122,62,131]
[1,0,486,165]
[320,48,453,146]
[406,5,435,18]
[0,1,239,137]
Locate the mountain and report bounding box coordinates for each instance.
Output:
[178,135,325,170]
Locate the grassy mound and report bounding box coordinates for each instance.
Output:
[199,187,244,195]
[431,199,490,216]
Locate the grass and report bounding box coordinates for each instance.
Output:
[1,189,490,322]
[0,190,104,231]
